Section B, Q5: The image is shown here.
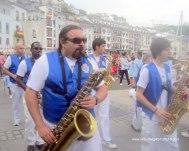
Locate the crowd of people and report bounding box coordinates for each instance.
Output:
[0,24,189,151]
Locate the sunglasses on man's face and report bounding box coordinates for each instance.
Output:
[33,47,43,50]
[66,37,87,44]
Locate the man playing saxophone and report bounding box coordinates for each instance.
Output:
[136,38,179,151]
[88,38,117,149]
[25,25,108,151]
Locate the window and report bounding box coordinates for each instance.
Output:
[22,13,25,21]
[3,9,5,14]
[0,22,1,33]
[16,11,19,21]
[47,28,52,37]
[6,38,10,45]
[47,38,52,47]
[6,23,9,34]
[47,19,52,27]
[32,29,36,38]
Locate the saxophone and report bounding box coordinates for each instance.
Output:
[161,60,189,135]
[104,54,115,88]
[42,70,107,151]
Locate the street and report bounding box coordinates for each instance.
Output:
[0,79,189,151]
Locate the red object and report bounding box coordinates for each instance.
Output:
[111,65,118,74]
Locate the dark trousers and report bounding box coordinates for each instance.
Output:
[119,69,130,85]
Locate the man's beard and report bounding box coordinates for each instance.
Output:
[72,47,84,59]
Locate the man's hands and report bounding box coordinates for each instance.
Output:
[80,96,97,109]
[154,108,171,121]
[37,123,56,144]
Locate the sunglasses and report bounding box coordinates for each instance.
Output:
[66,37,87,44]
[33,47,43,50]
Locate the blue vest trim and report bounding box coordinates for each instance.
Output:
[24,57,33,84]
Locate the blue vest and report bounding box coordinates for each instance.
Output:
[9,54,25,83]
[88,54,107,68]
[42,51,93,124]
[24,57,33,84]
[138,63,172,119]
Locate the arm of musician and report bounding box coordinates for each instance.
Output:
[16,75,26,90]
[80,84,108,109]
[136,86,157,113]
[25,87,56,144]
[3,68,16,80]
[94,84,108,103]
[3,56,16,80]
[25,87,43,128]
[136,86,171,120]
[16,60,27,90]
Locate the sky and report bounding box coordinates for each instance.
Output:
[65,0,189,26]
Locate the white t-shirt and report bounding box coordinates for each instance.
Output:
[16,60,27,77]
[4,56,12,69]
[27,54,102,92]
[137,64,169,120]
[120,57,129,70]
[4,55,24,69]
[90,55,107,68]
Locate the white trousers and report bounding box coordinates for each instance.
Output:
[10,83,24,124]
[141,114,179,151]
[130,88,143,130]
[132,102,143,130]
[95,94,111,142]
[23,98,44,145]
[43,111,102,151]
[68,130,102,151]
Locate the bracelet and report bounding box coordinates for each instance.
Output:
[94,95,100,105]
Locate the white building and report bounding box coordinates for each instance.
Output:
[0,1,14,50]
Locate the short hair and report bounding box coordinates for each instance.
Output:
[58,25,82,51]
[150,38,171,58]
[122,52,126,56]
[92,38,106,51]
[31,42,40,49]
[137,51,142,57]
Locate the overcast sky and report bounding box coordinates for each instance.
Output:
[65,0,189,26]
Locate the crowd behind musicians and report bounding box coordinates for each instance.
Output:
[0,25,189,151]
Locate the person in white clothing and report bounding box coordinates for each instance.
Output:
[16,42,44,151]
[25,25,108,151]
[88,38,117,149]
[136,38,180,151]
[119,52,130,86]
[3,43,26,126]
[131,53,152,132]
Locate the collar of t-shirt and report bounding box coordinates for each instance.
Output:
[65,57,77,73]
[93,55,100,64]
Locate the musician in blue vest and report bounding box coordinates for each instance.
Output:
[136,38,179,151]
[25,25,108,151]
[3,43,26,126]
[88,38,117,149]
[16,42,43,151]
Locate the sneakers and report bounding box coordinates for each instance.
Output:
[13,122,20,126]
[102,141,117,149]
[181,131,189,138]
[131,124,141,132]
[9,95,13,99]
[27,145,35,151]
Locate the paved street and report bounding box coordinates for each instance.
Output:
[0,79,189,151]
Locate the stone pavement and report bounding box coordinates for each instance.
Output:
[0,79,189,151]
